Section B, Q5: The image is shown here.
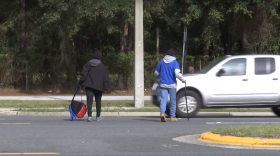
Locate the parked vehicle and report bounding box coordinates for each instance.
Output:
[151,54,280,118]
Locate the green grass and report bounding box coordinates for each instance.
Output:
[15,108,159,112]
[211,125,280,138]
[0,100,154,108]
[15,108,67,112]
[13,107,271,113]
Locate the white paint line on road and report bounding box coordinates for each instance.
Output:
[161,144,179,147]
[0,152,59,155]
[0,123,30,125]
[205,122,280,125]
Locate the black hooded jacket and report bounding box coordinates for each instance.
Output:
[79,59,111,93]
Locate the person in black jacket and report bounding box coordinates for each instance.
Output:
[79,50,111,122]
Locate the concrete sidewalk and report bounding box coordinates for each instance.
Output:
[0,96,152,101]
[0,108,276,117]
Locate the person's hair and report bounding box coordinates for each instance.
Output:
[92,49,102,59]
[166,48,175,56]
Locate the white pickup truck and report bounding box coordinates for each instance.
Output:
[151,54,280,118]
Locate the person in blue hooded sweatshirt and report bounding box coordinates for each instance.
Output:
[154,48,186,122]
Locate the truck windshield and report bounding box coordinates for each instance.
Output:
[197,57,228,74]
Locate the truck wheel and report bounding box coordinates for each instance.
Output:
[271,107,280,117]
[176,90,201,118]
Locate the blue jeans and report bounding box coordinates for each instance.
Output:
[160,87,176,117]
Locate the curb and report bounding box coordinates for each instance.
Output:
[0,110,276,117]
[199,132,280,148]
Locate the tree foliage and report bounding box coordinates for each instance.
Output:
[0,0,279,90]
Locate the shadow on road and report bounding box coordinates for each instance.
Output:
[62,119,87,121]
[132,116,160,122]
[131,118,160,122]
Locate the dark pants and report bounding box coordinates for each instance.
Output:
[85,87,103,117]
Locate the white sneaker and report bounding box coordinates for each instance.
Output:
[87,117,92,122]
[96,117,102,121]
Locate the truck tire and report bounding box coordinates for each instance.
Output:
[176,90,201,118]
[271,107,280,117]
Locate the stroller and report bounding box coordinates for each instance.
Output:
[68,85,87,121]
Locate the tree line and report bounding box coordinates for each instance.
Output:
[0,0,279,91]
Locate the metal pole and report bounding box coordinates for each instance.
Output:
[184,26,188,70]
[134,0,144,108]
[181,32,185,74]
[181,27,187,74]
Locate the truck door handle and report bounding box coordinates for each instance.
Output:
[273,78,278,80]
[242,79,248,81]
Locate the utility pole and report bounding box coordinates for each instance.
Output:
[134,0,144,108]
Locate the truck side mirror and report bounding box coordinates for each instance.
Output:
[217,68,226,77]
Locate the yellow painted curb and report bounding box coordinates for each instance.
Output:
[199,131,280,148]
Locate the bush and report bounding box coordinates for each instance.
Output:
[102,52,217,91]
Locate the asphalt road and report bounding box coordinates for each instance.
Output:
[0,116,280,156]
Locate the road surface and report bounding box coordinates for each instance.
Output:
[0,116,280,156]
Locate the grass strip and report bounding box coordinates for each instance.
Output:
[0,100,154,108]
[211,125,280,138]
[13,108,271,113]
[14,108,160,112]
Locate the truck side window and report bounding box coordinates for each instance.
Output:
[255,58,275,75]
[221,58,246,76]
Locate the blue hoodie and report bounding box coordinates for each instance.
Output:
[154,55,185,88]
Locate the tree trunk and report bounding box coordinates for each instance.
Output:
[20,0,26,51]
[182,1,189,73]
[156,26,159,61]
[123,23,129,51]
[120,12,128,52]
[69,35,77,87]
[239,40,244,54]
[201,40,208,55]
[20,0,28,89]
[97,33,103,52]
[226,16,233,55]
[201,6,210,56]
[225,1,233,55]
[127,24,133,51]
